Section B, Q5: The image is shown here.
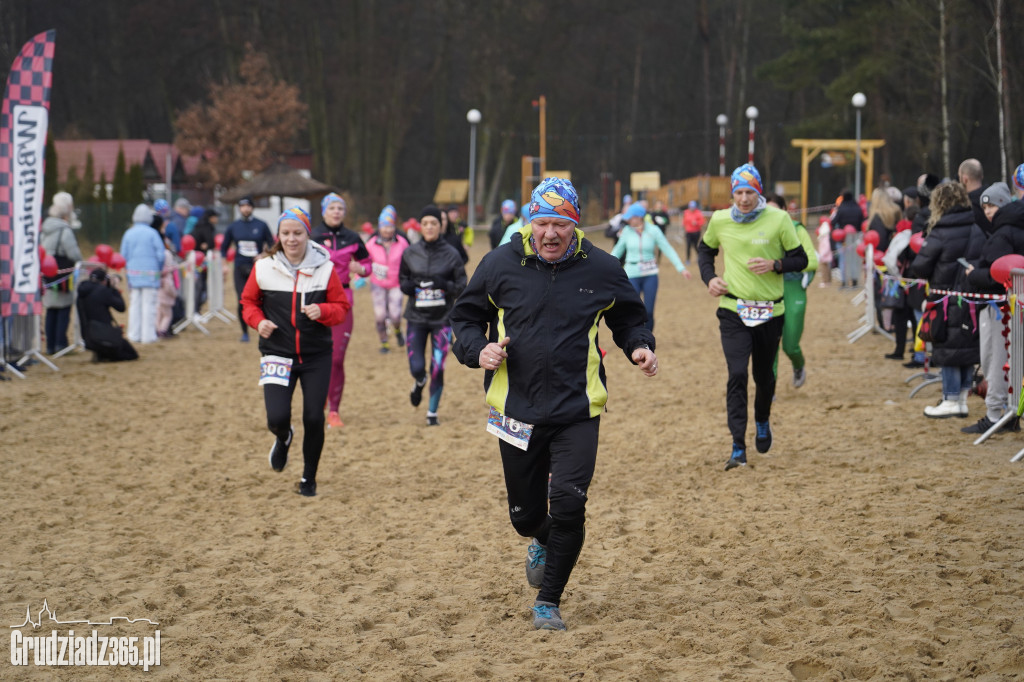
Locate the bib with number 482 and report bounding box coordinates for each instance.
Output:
[735,299,775,327]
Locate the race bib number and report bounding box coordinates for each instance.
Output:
[637,259,659,276]
[735,299,775,327]
[259,355,293,387]
[238,240,259,258]
[415,287,446,307]
[372,262,389,280]
[486,407,535,451]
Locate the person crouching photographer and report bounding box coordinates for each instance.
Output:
[76,268,138,362]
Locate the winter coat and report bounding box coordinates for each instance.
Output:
[40,216,82,309]
[311,222,372,289]
[120,223,166,289]
[365,234,409,289]
[909,206,986,367]
[967,201,1024,294]
[398,237,467,328]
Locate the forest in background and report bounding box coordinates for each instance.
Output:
[1,0,1022,220]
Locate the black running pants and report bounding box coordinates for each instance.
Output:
[498,416,599,606]
[717,308,784,451]
[263,351,331,482]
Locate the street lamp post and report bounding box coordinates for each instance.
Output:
[745,106,758,165]
[716,114,728,176]
[851,92,866,201]
[466,108,481,228]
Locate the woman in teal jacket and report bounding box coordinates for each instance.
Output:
[610,202,690,331]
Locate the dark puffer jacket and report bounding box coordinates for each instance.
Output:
[909,206,986,367]
[967,201,1024,295]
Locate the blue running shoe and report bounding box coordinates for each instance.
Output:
[755,420,773,453]
[526,540,547,588]
[531,600,566,631]
[725,444,747,471]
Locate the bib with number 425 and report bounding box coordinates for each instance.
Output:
[486,407,535,451]
[735,299,775,327]
[415,287,446,307]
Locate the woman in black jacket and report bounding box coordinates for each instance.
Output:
[909,182,986,419]
[399,205,468,425]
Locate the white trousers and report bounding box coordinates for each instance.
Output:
[128,287,158,344]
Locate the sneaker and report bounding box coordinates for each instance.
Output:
[724,444,747,471]
[426,415,440,426]
[410,378,426,407]
[269,427,293,472]
[903,360,926,369]
[297,478,316,497]
[395,330,405,347]
[960,416,994,434]
[884,352,903,360]
[240,332,249,343]
[755,420,773,453]
[532,601,566,631]
[379,342,390,354]
[526,540,547,588]
[793,367,806,389]
[923,399,967,419]
[327,411,344,429]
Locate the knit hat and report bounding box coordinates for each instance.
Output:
[624,203,647,220]
[238,196,254,207]
[730,164,763,195]
[320,192,346,214]
[917,173,941,199]
[153,198,170,217]
[49,191,74,219]
[981,182,1012,209]
[520,203,530,222]
[501,199,516,215]
[529,177,581,225]
[174,197,191,211]
[1014,164,1024,193]
[622,194,632,206]
[278,206,312,234]
[132,203,154,225]
[688,200,698,209]
[378,204,397,228]
[420,205,443,223]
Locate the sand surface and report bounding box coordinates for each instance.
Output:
[3,237,1024,680]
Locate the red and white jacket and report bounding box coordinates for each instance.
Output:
[241,242,350,361]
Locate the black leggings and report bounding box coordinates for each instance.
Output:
[263,351,331,482]
[717,308,784,450]
[234,263,253,334]
[499,417,600,606]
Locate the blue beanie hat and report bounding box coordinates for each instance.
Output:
[279,206,312,234]
[378,204,397,228]
[501,199,516,215]
[153,198,170,217]
[520,203,530,222]
[529,177,580,225]
[1014,163,1024,193]
[730,164,763,195]
[688,200,698,209]
[625,203,647,220]
[321,192,346,214]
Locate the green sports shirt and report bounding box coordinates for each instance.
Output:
[701,206,802,315]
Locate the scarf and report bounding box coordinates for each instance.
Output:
[731,195,767,224]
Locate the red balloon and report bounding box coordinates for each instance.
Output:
[39,244,46,260]
[41,255,58,278]
[909,233,925,253]
[95,243,113,265]
[863,230,880,248]
[861,220,870,233]
[844,224,856,235]
[819,216,831,226]
[181,234,196,253]
[214,233,225,249]
[194,251,206,268]
[831,228,846,243]
[873,250,885,266]
[109,252,126,270]
[361,221,374,234]
[990,254,1024,288]
[226,247,236,262]
[895,219,912,233]
[855,242,867,258]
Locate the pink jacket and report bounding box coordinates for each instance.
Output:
[365,234,409,289]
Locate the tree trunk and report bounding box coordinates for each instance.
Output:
[939,0,950,177]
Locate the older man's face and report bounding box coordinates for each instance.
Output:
[531,217,576,260]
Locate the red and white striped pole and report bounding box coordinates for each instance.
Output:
[716,113,727,176]
[745,106,758,165]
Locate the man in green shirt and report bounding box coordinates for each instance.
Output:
[697,164,808,471]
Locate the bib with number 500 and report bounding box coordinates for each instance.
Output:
[735,299,775,327]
